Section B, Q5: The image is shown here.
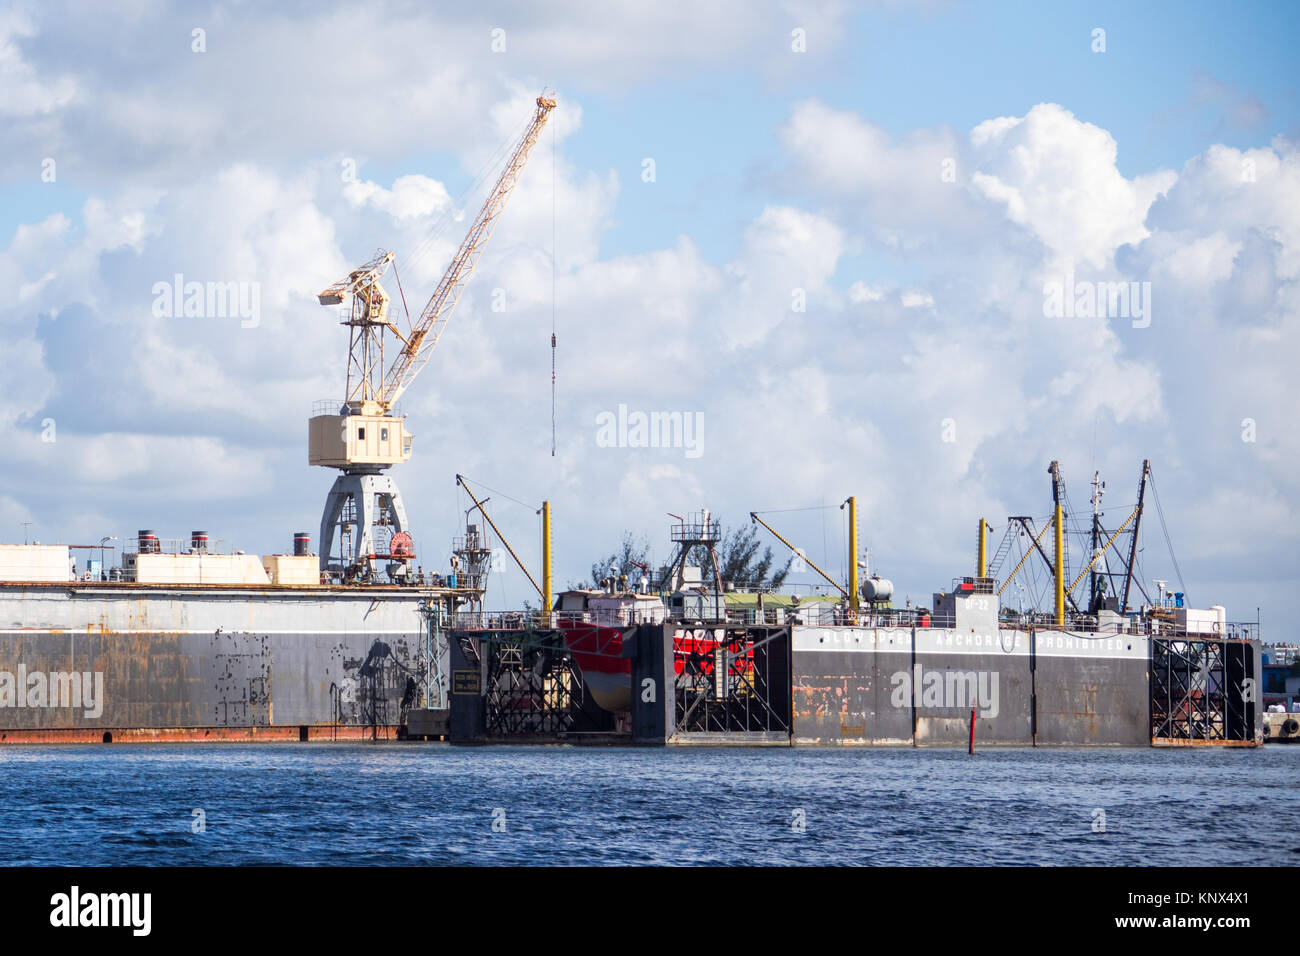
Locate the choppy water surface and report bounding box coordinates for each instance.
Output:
[0,744,1296,865]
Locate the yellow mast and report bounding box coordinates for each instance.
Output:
[847,496,859,621]
[1053,504,1065,627]
[542,500,552,625]
[977,518,988,579]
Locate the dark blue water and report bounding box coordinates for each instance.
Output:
[1,744,1296,865]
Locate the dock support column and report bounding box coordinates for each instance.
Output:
[1053,504,1065,627]
[631,624,674,744]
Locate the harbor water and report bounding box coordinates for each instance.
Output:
[2,744,1296,866]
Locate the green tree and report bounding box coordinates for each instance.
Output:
[581,532,652,589]
[579,522,793,592]
[688,523,791,590]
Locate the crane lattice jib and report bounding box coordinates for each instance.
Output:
[379,95,557,410]
[318,250,394,305]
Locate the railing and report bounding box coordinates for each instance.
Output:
[591,605,668,626]
[451,610,587,630]
[452,606,675,630]
[996,614,1260,640]
[310,399,404,418]
[726,583,849,597]
[452,535,489,554]
[669,513,720,543]
[793,606,958,629]
[1145,620,1259,641]
[447,606,1262,640]
[123,537,235,556]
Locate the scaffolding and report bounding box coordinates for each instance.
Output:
[1150,636,1257,745]
[455,629,619,738]
[673,625,791,736]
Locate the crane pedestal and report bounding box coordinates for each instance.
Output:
[319,470,411,581]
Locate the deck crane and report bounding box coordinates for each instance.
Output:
[310,94,557,580]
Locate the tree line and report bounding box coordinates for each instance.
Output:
[577,522,791,592]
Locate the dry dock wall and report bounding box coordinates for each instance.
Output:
[0,629,424,731]
[0,584,441,738]
[790,625,1151,747]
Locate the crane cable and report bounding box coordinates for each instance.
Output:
[996,517,1053,597]
[457,474,537,513]
[1146,467,1186,599]
[551,108,557,457]
[390,257,412,325]
[751,504,839,515]
[395,113,531,281]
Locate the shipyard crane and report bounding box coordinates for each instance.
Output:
[310,94,557,579]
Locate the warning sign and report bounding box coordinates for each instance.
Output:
[452,669,480,695]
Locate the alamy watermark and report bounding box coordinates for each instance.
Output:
[890,665,1000,718]
[1043,269,1151,328]
[152,274,261,328]
[0,666,104,718]
[50,886,150,936]
[595,404,704,459]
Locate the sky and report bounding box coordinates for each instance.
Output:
[1,0,1297,624]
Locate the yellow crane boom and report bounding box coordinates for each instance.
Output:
[750,512,848,598]
[381,94,557,410]
[1065,505,1138,597]
[996,518,1053,597]
[456,475,543,600]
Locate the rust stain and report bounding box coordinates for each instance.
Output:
[1150,736,1258,749]
[0,724,400,744]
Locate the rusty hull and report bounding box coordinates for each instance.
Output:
[0,724,401,744]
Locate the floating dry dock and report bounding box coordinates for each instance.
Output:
[445,577,1261,748]
[0,468,1263,748]
[448,488,1261,749]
